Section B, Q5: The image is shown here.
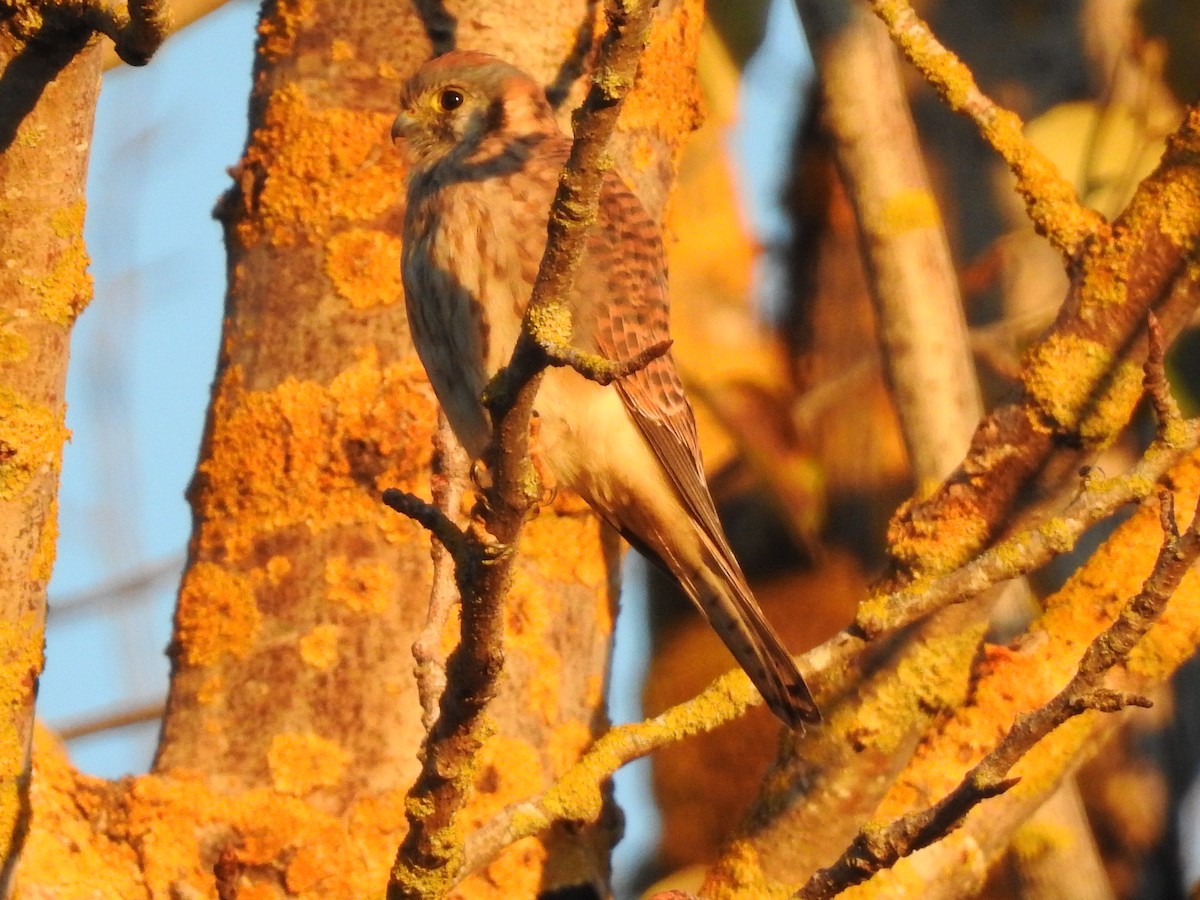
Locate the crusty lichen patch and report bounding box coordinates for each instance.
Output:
[256,0,317,62]
[174,562,262,668]
[324,228,404,309]
[1023,333,1143,446]
[233,84,403,248]
[618,0,705,159]
[323,555,395,614]
[20,201,93,327]
[0,387,67,501]
[298,623,341,670]
[192,350,435,563]
[267,732,351,796]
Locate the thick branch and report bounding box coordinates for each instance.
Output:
[798,488,1200,899]
[47,0,172,66]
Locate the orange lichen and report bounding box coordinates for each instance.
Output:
[504,568,562,715]
[174,562,262,667]
[298,624,341,670]
[324,228,404,309]
[329,38,354,63]
[256,0,316,62]
[196,672,223,705]
[267,732,351,796]
[881,491,992,577]
[192,354,435,563]
[0,387,66,501]
[618,0,705,160]
[0,615,42,844]
[265,554,292,585]
[16,729,144,899]
[546,720,593,773]
[234,84,403,248]
[324,555,395,614]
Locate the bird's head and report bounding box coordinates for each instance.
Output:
[392,50,558,174]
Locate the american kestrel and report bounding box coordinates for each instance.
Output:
[392,50,819,730]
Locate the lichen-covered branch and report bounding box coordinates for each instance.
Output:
[884,103,1200,587]
[0,11,100,891]
[385,3,660,897]
[460,407,1199,876]
[798,487,1200,899]
[865,0,1103,259]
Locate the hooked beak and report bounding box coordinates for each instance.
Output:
[391,112,414,144]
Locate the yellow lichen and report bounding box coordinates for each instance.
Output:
[329,38,355,62]
[267,732,351,796]
[29,497,58,582]
[324,228,403,309]
[703,838,791,899]
[875,188,942,236]
[870,450,1200,841]
[174,562,262,667]
[298,624,340,670]
[1023,333,1142,445]
[235,84,404,248]
[0,327,30,362]
[24,201,92,326]
[1152,161,1200,250]
[0,387,67,501]
[323,555,395,614]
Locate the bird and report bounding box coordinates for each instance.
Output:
[391,49,820,731]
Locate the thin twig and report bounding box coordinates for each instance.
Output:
[1144,312,1184,440]
[797,487,1200,899]
[865,0,1104,260]
[410,413,470,731]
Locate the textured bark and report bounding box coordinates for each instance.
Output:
[0,11,99,891]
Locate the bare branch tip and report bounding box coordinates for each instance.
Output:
[548,339,672,386]
[382,487,467,555]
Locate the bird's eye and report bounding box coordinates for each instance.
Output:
[438,89,464,111]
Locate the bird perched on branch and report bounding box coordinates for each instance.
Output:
[392,50,819,731]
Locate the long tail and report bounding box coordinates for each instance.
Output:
[687,543,820,731]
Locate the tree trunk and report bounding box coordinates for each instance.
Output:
[0,11,99,891]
